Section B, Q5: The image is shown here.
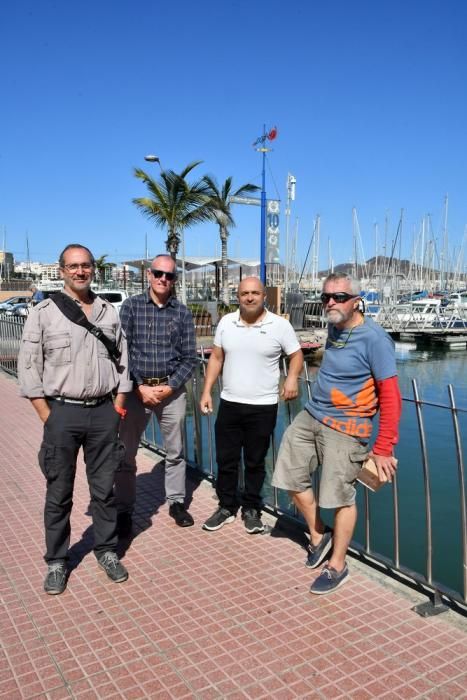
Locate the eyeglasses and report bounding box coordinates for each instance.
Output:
[320,292,358,304]
[150,269,176,281]
[63,263,94,272]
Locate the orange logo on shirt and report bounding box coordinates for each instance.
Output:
[330,378,378,417]
[322,378,378,438]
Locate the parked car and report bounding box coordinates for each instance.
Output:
[0,295,31,313]
[5,302,30,317]
[94,289,129,312]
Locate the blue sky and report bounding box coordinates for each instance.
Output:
[1,0,466,272]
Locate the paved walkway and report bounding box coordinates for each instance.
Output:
[1,370,466,700]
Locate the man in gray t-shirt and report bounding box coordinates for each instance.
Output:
[272,272,401,595]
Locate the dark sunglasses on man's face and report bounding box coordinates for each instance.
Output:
[150,269,176,281]
[320,292,358,304]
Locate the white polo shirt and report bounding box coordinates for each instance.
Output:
[214,310,301,405]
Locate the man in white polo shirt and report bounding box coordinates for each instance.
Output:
[200,277,303,534]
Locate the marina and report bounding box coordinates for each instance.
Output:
[1,312,466,609]
[2,3,467,697]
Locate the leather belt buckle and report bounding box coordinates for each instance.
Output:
[142,376,169,386]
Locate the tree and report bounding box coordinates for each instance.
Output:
[95,254,109,285]
[203,176,260,304]
[132,161,213,259]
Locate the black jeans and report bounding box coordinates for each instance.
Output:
[215,399,278,513]
[38,399,123,563]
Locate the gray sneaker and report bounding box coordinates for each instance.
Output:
[44,562,68,595]
[242,509,264,534]
[310,563,349,595]
[305,528,333,568]
[97,552,128,583]
[202,507,236,531]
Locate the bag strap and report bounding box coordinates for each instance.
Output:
[49,292,121,364]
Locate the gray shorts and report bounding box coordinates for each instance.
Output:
[271,410,369,508]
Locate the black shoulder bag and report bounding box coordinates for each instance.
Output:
[50,292,121,365]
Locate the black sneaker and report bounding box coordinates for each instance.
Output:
[169,502,194,527]
[117,512,133,538]
[202,507,236,531]
[97,552,128,583]
[305,528,333,569]
[44,562,68,595]
[242,509,265,534]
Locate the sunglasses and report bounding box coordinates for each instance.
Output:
[150,269,176,281]
[320,292,358,304]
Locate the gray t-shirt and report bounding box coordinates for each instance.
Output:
[306,317,396,443]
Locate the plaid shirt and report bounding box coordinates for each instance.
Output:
[120,290,197,390]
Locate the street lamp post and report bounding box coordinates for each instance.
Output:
[144,154,161,166]
[143,154,187,304]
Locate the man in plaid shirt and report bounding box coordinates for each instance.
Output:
[115,254,197,534]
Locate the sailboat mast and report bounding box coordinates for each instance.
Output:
[442,194,449,290]
[352,207,358,279]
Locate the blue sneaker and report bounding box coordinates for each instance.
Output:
[305,528,333,568]
[310,563,349,595]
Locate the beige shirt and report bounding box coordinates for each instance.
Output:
[18,295,133,399]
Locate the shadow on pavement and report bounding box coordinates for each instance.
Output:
[68,460,205,568]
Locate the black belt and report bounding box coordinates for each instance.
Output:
[141,376,170,386]
[47,394,112,407]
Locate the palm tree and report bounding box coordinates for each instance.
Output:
[95,254,109,285]
[203,176,260,304]
[132,161,213,259]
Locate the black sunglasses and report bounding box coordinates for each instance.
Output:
[150,269,176,281]
[320,292,358,304]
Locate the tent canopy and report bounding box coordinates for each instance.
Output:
[124,256,260,272]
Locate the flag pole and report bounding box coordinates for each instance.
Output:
[254,124,277,285]
[260,124,267,284]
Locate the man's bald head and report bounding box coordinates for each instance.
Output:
[237,277,265,296]
[237,277,266,322]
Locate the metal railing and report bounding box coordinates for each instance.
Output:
[0,315,25,375]
[378,303,467,332]
[2,316,466,611]
[143,353,467,612]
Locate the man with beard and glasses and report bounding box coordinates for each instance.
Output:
[200,277,303,534]
[115,254,197,534]
[272,272,401,595]
[18,244,132,594]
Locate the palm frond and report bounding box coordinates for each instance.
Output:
[233,183,261,197]
[179,160,204,179]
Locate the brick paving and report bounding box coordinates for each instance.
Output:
[1,369,466,700]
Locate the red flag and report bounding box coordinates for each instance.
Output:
[268,126,278,141]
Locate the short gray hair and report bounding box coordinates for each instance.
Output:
[323,272,360,296]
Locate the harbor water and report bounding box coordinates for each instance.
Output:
[181,344,467,600]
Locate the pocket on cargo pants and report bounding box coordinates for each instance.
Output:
[38,442,59,481]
